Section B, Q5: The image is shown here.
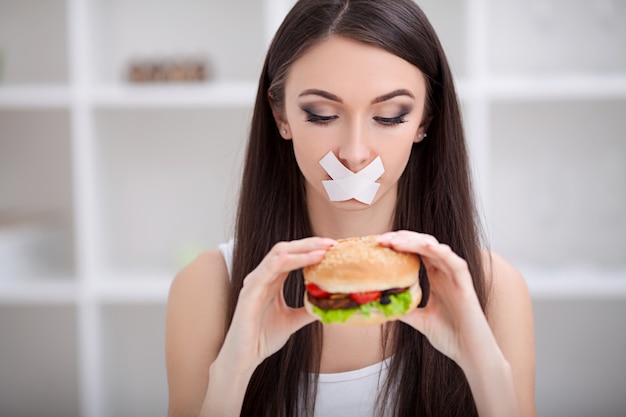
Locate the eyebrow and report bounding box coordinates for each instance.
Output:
[298,88,415,104]
[372,89,415,104]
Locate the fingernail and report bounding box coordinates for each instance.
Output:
[317,238,337,248]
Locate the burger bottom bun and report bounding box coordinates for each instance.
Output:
[304,281,422,326]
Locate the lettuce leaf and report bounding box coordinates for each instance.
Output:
[312,306,358,324]
[312,290,413,324]
[377,290,412,318]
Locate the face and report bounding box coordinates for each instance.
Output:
[277,36,429,209]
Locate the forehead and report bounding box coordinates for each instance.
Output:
[285,36,426,101]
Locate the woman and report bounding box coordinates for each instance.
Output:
[165,1,535,416]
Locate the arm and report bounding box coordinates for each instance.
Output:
[165,251,230,417]
[483,251,536,417]
[459,252,535,417]
[166,238,336,417]
[165,250,263,417]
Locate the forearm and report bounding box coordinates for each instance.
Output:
[462,349,521,417]
[199,353,256,417]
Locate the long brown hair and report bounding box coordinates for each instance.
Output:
[229,0,487,415]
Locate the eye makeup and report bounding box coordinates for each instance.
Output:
[374,109,410,126]
[302,107,338,124]
[302,109,411,126]
[299,100,414,127]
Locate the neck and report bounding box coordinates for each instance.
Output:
[306,186,397,240]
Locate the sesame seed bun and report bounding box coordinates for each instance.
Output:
[303,235,420,293]
[302,235,422,326]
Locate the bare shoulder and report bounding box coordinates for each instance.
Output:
[168,250,230,306]
[165,250,231,417]
[482,249,537,416]
[481,249,533,341]
[482,250,530,309]
[167,250,231,335]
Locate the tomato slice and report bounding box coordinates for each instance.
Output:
[306,283,331,298]
[349,291,381,304]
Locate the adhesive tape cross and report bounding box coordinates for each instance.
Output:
[319,151,385,205]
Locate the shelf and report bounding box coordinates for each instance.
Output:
[526,269,626,299]
[453,74,626,101]
[91,81,256,108]
[2,77,624,110]
[0,85,71,108]
[485,74,626,101]
[0,280,77,304]
[0,82,257,109]
[0,277,171,305]
[0,279,171,305]
[1,272,625,304]
[95,278,171,304]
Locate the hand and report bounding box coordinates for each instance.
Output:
[376,231,497,367]
[218,237,336,376]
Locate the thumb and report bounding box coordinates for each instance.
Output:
[398,307,428,334]
[287,307,317,333]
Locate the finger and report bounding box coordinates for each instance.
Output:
[256,248,328,282]
[254,237,334,278]
[419,243,471,282]
[378,231,468,279]
[398,305,429,334]
[376,230,438,252]
[269,237,337,257]
[246,241,333,290]
[377,232,477,295]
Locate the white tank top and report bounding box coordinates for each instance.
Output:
[218,240,390,416]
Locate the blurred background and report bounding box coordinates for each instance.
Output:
[0,0,624,416]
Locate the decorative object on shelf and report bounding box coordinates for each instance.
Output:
[127,56,210,83]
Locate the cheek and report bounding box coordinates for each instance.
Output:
[380,141,414,180]
[290,136,326,180]
[290,126,337,169]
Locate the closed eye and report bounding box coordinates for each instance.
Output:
[374,112,409,126]
[304,109,338,125]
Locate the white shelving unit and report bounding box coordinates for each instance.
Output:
[1,0,624,416]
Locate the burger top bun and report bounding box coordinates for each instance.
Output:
[303,235,420,293]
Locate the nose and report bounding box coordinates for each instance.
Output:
[337,121,372,172]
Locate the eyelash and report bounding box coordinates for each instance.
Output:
[304,109,409,126]
[374,112,409,126]
[304,109,338,124]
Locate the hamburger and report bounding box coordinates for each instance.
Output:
[303,235,422,326]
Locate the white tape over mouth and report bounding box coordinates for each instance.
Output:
[319,151,385,205]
